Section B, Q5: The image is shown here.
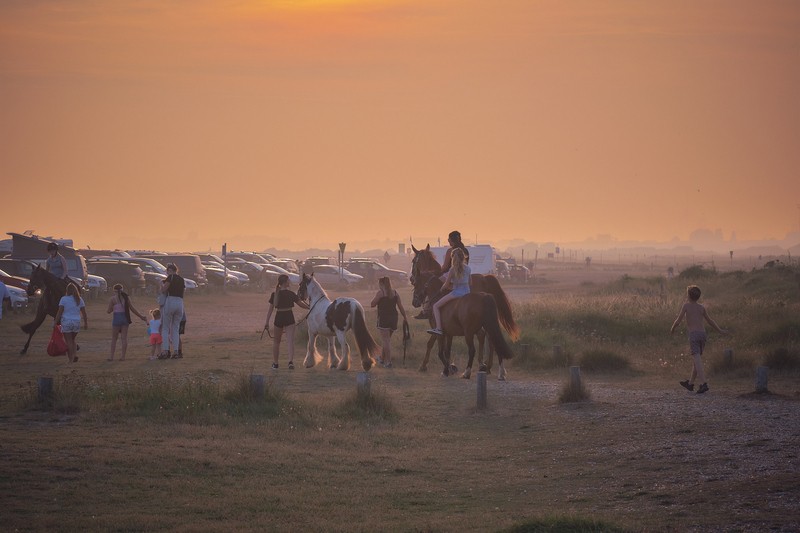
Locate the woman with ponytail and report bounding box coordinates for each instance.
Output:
[370,276,408,368]
[54,283,88,363]
[106,283,147,361]
[264,274,309,369]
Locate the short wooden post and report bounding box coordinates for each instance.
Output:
[569,366,582,390]
[755,366,769,394]
[477,372,488,410]
[37,376,54,404]
[723,348,734,366]
[357,372,371,396]
[249,374,265,400]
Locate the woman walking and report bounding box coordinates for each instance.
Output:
[106,283,147,361]
[158,263,185,359]
[370,276,408,368]
[54,282,88,363]
[264,274,309,369]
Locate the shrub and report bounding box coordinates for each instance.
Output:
[502,516,627,532]
[579,350,631,373]
[763,347,800,371]
[755,322,800,346]
[333,385,398,421]
[678,265,717,280]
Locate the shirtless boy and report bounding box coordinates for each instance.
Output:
[670,285,727,394]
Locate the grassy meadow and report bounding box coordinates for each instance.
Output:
[0,264,798,532]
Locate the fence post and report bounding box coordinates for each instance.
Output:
[250,374,265,399]
[755,366,769,394]
[477,372,488,410]
[357,372,371,396]
[569,366,582,390]
[723,348,733,366]
[37,376,54,404]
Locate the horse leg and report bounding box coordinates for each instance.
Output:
[327,337,340,369]
[20,306,49,355]
[462,333,477,379]
[446,335,457,375]
[476,329,488,373]
[419,335,437,372]
[336,331,350,371]
[304,333,319,368]
[498,359,507,381]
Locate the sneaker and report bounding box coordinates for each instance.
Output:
[172,352,183,359]
[679,380,694,391]
[696,383,709,394]
[427,328,444,336]
[158,351,171,360]
[271,363,279,370]
[288,361,294,370]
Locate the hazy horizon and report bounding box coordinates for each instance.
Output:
[2,1,799,250]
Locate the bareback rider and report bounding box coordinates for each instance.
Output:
[415,230,470,319]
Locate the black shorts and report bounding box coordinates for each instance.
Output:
[274,311,295,329]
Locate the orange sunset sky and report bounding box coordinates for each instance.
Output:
[1,0,799,252]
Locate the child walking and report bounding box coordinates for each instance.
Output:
[148,309,162,360]
[670,285,727,394]
[264,274,309,369]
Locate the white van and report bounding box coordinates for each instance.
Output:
[428,245,496,275]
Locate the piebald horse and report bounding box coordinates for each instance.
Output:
[297,273,380,371]
[410,244,520,378]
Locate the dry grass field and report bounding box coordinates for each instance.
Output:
[1,266,799,532]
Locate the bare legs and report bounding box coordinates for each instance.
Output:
[379,328,393,366]
[272,324,296,366]
[65,332,79,363]
[109,325,129,361]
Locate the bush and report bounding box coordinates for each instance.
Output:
[333,385,398,421]
[756,322,800,346]
[678,265,717,280]
[503,516,627,532]
[579,350,631,373]
[763,347,800,371]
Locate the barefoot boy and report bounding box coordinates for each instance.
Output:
[670,285,726,394]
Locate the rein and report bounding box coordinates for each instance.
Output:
[262,294,326,340]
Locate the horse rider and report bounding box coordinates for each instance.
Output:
[415,230,471,319]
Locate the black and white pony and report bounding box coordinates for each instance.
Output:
[297,273,380,371]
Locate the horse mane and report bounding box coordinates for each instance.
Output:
[419,248,442,274]
[309,275,330,301]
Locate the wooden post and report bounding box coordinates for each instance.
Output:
[755,366,769,394]
[357,372,371,396]
[37,377,54,404]
[723,348,733,366]
[477,371,487,410]
[570,366,582,390]
[249,374,265,399]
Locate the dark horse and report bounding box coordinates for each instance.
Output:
[20,266,73,355]
[410,244,520,379]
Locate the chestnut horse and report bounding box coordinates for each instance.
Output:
[410,245,519,379]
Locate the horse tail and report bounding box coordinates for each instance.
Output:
[481,275,520,341]
[481,294,513,361]
[352,302,381,363]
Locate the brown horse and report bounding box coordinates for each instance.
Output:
[410,245,519,379]
[413,271,514,379]
[20,266,74,355]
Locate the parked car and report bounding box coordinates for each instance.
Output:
[138,254,207,289]
[342,258,408,287]
[509,264,530,283]
[310,265,362,288]
[84,274,109,298]
[225,261,284,290]
[262,263,301,284]
[203,266,241,288]
[7,232,88,285]
[0,258,40,279]
[7,284,29,311]
[269,259,300,274]
[495,260,510,280]
[202,262,250,287]
[87,261,146,293]
[0,269,30,291]
[89,257,167,295]
[227,251,276,264]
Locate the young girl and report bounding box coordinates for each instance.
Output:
[264,274,309,369]
[54,283,88,363]
[370,276,408,368]
[427,248,471,336]
[148,309,163,360]
[106,283,147,361]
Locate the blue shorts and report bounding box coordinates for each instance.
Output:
[61,319,81,333]
[689,331,707,356]
[112,312,128,327]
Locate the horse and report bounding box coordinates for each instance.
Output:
[296,273,380,371]
[20,265,73,355]
[413,271,514,379]
[410,244,520,376]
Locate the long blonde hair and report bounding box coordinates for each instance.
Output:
[451,248,465,281]
[66,283,81,305]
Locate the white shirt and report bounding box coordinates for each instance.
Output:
[0,281,10,319]
[58,294,86,322]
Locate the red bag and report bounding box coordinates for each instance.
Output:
[47,325,68,357]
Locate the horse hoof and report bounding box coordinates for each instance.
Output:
[478,364,487,372]
[418,366,427,372]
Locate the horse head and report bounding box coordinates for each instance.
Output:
[410,243,439,286]
[297,273,311,302]
[26,265,47,297]
[411,271,442,308]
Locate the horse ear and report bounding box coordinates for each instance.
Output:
[411,244,419,254]
[425,244,430,251]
